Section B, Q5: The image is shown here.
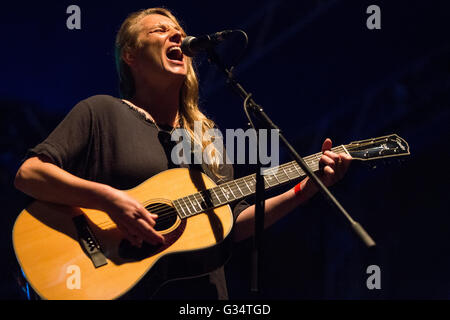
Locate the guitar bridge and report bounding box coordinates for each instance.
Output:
[72,215,108,268]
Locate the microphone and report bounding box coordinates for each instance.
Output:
[181,30,235,57]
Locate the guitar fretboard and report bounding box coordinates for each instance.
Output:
[172,145,347,219]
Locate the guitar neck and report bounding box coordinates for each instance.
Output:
[172,145,349,219]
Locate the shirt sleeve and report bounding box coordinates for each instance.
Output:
[232,198,251,220]
[23,99,94,172]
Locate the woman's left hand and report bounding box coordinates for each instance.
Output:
[318,138,352,187]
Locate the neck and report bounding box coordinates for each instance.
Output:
[131,76,183,127]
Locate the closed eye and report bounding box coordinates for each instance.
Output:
[148,27,167,34]
[148,23,183,35]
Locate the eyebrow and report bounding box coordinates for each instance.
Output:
[148,22,182,32]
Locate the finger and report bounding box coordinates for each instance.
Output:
[130,235,143,248]
[126,208,164,245]
[321,138,332,152]
[323,150,340,163]
[121,217,149,245]
[135,218,165,245]
[323,166,335,185]
[339,154,352,175]
[320,154,336,170]
[340,153,353,165]
[342,153,353,162]
[127,236,141,247]
[137,207,157,227]
[116,222,142,247]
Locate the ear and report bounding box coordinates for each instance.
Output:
[122,47,137,68]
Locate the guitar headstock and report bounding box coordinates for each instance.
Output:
[345,134,410,161]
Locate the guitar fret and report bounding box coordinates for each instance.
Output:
[193,194,202,212]
[190,194,201,212]
[210,187,224,205]
[314,153,322,170]
[273,173,281,184]
[341,145,351,156]
[251,176,257,189]
[278,168,290,183]
[197,191,209,210]
[178,199,189,218]
[243,178,253,193]
[194,192,208,211]
[172,199,186,218]
[174,148,347,217]
[219,186,229,201]
[289,163,301,179]
[264,175,275,187]
[238,178,252,196]
[283,166,297,180]
[225,184,236,200]
[332,146,343,154]
[185,195,195,213]
[217,186,228,203]
[234,180,245,197]
[293,163,303,177]
[169,139,408,220]
[313,161,320,171]
[305,159,315,172]
[181,197,193,216]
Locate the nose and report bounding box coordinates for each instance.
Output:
[169,29,183,44]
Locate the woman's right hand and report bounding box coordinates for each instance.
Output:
[100,187,165,247]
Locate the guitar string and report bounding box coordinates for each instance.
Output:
[115,139,385,223]
[97,160,325,228]
[97,146,348,228]
[168,144,344,215]
[345,139,398,151]
[98,150,321,217]
[95,165,305,229]
[97,153,324,226]
[97,141,402,228]
[101,147,397,229]
[159,145,348,219]
[96,148,342,228]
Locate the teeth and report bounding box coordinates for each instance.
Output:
[168,46,181,53]
[167,46,183,61]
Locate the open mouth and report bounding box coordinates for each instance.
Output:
[166,46,184,62]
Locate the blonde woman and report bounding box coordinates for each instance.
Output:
[14,8,351,299]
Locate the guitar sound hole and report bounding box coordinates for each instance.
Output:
[145,203,178,231]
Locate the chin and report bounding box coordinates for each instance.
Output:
[166,66,187,78]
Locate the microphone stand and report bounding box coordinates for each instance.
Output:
[206,48,376,295]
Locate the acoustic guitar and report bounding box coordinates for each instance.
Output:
[12,134,410,299]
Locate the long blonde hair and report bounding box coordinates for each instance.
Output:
[115,8,224,179]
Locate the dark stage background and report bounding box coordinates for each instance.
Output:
[1,0,449,300]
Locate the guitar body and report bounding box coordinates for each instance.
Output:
[12,168,234,300]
